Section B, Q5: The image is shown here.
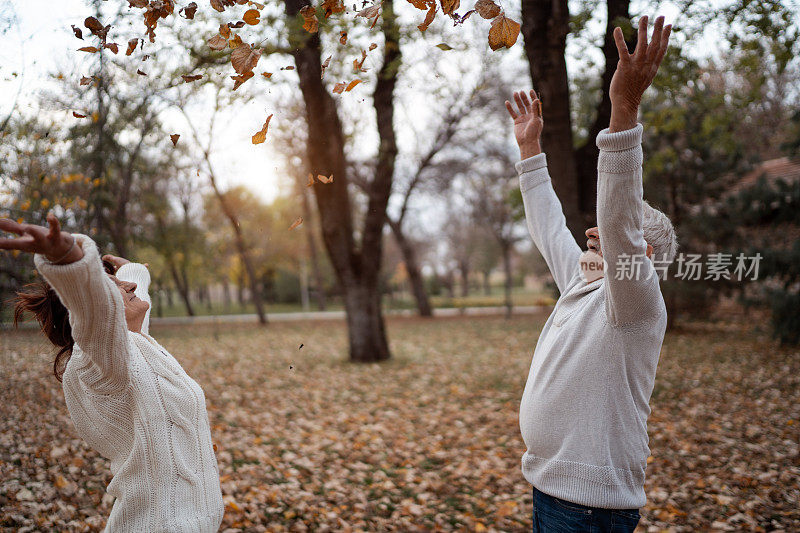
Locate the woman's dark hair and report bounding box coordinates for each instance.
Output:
[13,258,116,381]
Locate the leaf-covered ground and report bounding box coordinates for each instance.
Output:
[1,314,798,532]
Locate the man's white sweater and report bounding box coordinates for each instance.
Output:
[35,237,224,532]
[517,124,667,509]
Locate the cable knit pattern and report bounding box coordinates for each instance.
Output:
[35,236,224,532]
[517,124,667,509]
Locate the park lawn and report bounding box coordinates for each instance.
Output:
[0,314,798,532]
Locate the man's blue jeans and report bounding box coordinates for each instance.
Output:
[532,487,641,532]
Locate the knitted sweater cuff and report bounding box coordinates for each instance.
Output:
[516,153,550,193]
[596,124,643,174]
[34,234,101,289]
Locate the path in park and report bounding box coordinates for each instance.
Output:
[149,305,551,326]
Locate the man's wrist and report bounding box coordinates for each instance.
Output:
[519,140,542,160]
[609,103,639,133]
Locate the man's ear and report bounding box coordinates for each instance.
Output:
[646,243,654,259]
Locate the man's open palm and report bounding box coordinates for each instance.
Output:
[506,90,543,158]
[610,15,672,111]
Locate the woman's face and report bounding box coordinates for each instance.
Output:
[109,275,149,333]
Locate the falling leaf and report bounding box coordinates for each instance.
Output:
[474,0,500,18]
[300,6,319,33]
[243,9,261,24]
[71,25,83,39]
[262,72,273,79]
[317,174,334,183]
[369,43,378,50]
[181,2,198,18]
[333,82,346,94]
[231,43,261,74]
[339,30,348,44]
[281,65,295,70]
[104,43,119,54]
[208,33,228,50]
[307,173,315,187]
[488,13,520,51]
[83,16,103,33]
[353,50,367,72]
[219,23,232,38]
[436,43,453,50]
[229,34,243,49]
[299,343,304,349]
[137,69,147,75]
[321,55,332,79]
[418,2,436,31]
[210,0,226,11]
[125,38,139,56]
[182,74,203,82]
[322,0,345,17]
[79,76,92,86]
[408,0,429,9]
[289,217,303,230]
[78,46,100,53]
[72,111,87,118]
[440,0,459,15]
[251,114,273,144]
[170,134,180,146]
[357,4,381,18]
[345,79,362,91]
[231,71,254,90]
[228,20,246,28]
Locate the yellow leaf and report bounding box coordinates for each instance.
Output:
[345,79,362,91]
[243,9,261,25]
[251,114,273,144]
[289,217,303,230]
[488,13,520,51]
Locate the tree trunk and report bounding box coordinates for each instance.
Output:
[388,218,432,317]
[574,0,634,222]
[285,0,399,361]
[520,0,583,242]
[222,279,231,312]
[502,243,513,318]
[459,260,469,297]
[167,258,194,316]
[483,270,491,295]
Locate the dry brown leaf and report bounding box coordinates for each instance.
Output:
[369,43,378,51]
[317,174,334,183]
[345,79,362,91]
[229,34,243,48]
[181,2,198,18]
[170,134,180,146]
[261,72,273,79]
[104,43,119,54]
[79,76,91,86]
[72,111,87,118]
[282,65,295,70]
[83,16,103,33]
[339,31,348,44]
[300,6,319,33]
[125,38,139,56]
[474,0,500,19]
[210,0,226,11]
[251,114,273,144]
[77,46,100,53]
[357,4,381,18]
[321,55,332,79]
[418,2,436,31]
[289,217,303,230]
[440,0,459,15]
[243,9,261,25]
[353,50,367,72]
[322,0,345,17]
[407,0,429,9]
[219,23,231,38]
[71,25,83,39]
[231,44,261,74]
[182,74,203,82]
[128,0,148,7]
[208,33,228,50]
[137,69,147,76]
[333,82,346,94]
[306,173,315,187]
[231,71,254,90]
[488,13,520,51]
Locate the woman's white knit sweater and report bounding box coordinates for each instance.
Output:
[35,236,224,532]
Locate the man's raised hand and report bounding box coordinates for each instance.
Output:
[0,214,84,265]
[505,89,543,160]
[608,15,671,132]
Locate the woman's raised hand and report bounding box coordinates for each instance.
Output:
[0,213,84,264]
[505,89,543,160]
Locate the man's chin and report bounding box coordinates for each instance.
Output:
[579,250,605,283]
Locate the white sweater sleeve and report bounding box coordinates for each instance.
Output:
[517,153,582,294]
[116,263,152,335]
[34,235,130,390]
[596,123,662,326]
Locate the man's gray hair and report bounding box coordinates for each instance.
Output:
[642,201,678,263]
